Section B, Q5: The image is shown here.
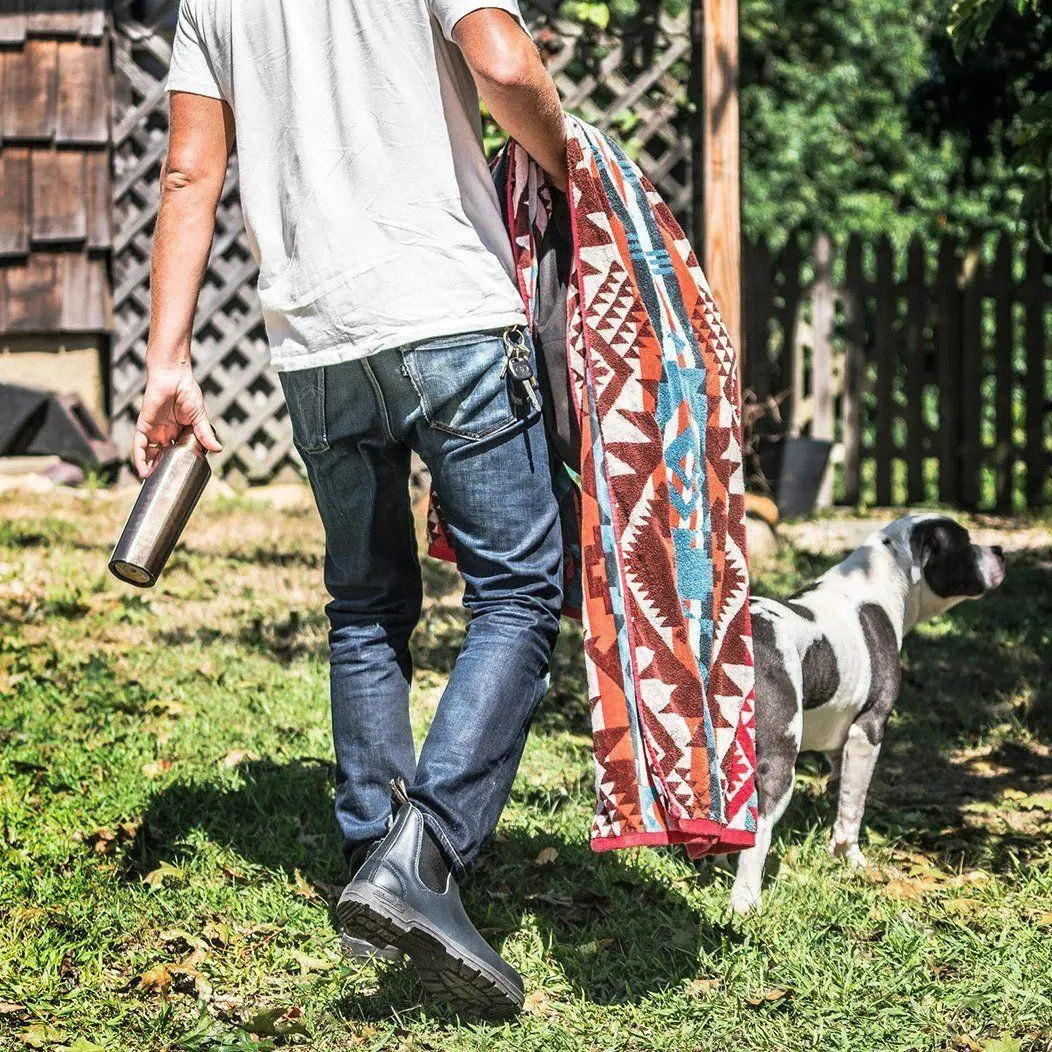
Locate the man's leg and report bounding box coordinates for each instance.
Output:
[279,362,422,866]
[338,330,562,1015]
[407,356,563,873]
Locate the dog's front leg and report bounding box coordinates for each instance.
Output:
[829,723,881,867]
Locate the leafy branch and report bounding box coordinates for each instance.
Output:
[949,0,1051,244]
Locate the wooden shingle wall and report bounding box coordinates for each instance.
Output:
[0,1,113,334]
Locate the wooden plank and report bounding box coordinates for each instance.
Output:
[61,252,112,331]
[84,149,113,250]
[26,4,82,38]
[0,40,59,142]
[0,0,27,46]
[991,234,1015,511]
[937,235,961,504]
[776,232,802,406]
[0,253,63,332]
[697,0,742,362]
[56,40,110,145]
[741,236,773,399]
[873,235,894,506]
[904,235,926,504]
[810,232,834,441]
[841,234,864,506]
[0,148,32,257]
[958,238,982,510]
[30,148,86,243]
[79,0,107,40]
[1023,239,1048,508]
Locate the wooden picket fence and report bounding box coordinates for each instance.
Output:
[743,231,1051,512]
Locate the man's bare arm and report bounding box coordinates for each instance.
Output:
[452,10,568,190]
[134,91,234,477]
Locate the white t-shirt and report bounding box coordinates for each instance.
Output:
[167,0,529,371]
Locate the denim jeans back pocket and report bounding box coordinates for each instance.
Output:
[279,366,329,453]
[402,330,520,442]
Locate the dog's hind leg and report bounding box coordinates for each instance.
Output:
[829,605,901,868]
[730,773,795,915]
[730,613,801,914]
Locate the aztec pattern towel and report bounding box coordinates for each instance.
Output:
[430,117,757,855]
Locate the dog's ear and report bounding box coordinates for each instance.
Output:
[908,520,945,583]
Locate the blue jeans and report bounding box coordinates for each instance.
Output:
[279,328,563,875]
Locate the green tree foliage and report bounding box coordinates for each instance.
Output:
[555,0,1047,242]
[946,0,1050,243]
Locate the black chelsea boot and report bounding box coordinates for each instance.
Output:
[336,793,524,1016]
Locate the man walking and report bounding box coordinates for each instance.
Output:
[135,0,568,1015]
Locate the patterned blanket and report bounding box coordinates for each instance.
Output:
[430,117,757,855]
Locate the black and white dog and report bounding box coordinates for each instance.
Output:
[729,514,1005,914]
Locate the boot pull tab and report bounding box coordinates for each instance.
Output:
[390,778,410,808]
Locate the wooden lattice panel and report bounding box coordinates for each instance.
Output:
[110,1,693,481]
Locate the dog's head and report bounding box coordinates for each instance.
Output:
[881,514,1005,621]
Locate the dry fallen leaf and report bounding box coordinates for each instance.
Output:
[220,749,254,768]
[240,1006,310,1039]
[159,929,205,951]
[981,1039,1021,1052]
[202,921,231,947]
[137,963,173,993]
[142,862,185,889]
[686,977,721,996]
[746,987,794,1006]
[534,847,558,866]
[168,949,212,1000]
[884,877,939,900]
[87,828,116,855]
[18,1024,67,1048]
[944,897,986,917]
[141,759,171,779]
[291,868,319,901]
[0,1002,24,1015]
[523,989,557,1016]
[289,950,335,974]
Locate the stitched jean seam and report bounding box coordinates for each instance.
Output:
[361,357,396,444]
[308,367,329,452]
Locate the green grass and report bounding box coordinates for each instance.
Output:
[1,491,1049,1051]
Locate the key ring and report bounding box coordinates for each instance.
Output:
[502,326,529,355]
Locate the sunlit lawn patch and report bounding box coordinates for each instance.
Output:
[0,490,1048,1051]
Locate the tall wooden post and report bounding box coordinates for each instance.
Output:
[692,0,743,367]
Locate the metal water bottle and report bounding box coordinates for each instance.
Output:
[109,431,211,587]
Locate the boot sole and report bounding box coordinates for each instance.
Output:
[339,931,404,962]
[337,885,523,1018]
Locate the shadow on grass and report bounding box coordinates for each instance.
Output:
[129,755,724,1013]
[159,608,330,662]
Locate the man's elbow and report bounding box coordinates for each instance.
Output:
[474,45,533,91]
[160,157,221,196]
[457,18,536,92]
